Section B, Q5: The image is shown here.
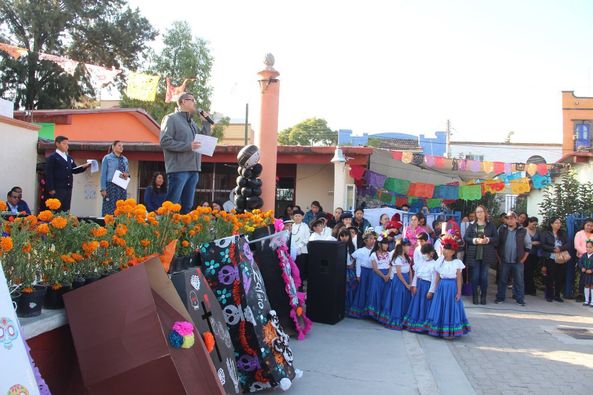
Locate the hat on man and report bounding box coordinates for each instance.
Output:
[309,218,325,231]
[292,209,305,216]
[506,211,517,218]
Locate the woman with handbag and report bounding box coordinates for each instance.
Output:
[464,205,499,305]
[542,217,570,302]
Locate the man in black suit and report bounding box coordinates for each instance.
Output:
[45,136,90,212]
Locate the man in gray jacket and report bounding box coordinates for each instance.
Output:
[160,92,212,213]
[495,211,529,306]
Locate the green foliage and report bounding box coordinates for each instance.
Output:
[0,0,157,109]
[119,21,217,131]
[278,118,337,146]
[539,171,593,225]
[513,195,527,214]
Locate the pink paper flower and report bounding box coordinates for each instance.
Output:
[172,321,194,336]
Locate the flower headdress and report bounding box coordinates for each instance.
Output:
[441,236,459,251]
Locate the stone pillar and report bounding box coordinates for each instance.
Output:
[256,54,280,213]
[331,147,347,211]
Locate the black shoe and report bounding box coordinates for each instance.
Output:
[554,296,564,303]
[480,295,487,305]
[546,298,553,302]
[472,296,479,305]
[494,298,504,304]
[516,300,526,306]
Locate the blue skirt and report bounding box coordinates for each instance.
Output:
[365,269,389,320]
[348,267,372,318]
[379,272,411,330]
[345,266,358,313]
[403,279,432,333]
[423,279,471,337]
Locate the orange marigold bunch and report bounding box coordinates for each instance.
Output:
[61,254,75,264]
[50,217,68,229]
[37,210,53,222]
[82,241,99,255]
[115,224,128,237]
[1,237,13,253]
[22,242,32,254]
[71,252,84,262]
[36,223,50,234]
[24,215,38,227]
[156,201,182,215]
[91,226,108,238]
[0,199,7,211]
[104,214,115,225]
[140,239,151,247]
[99,240,110,248]
[45,198,62,211]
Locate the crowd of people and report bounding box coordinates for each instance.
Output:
[279,199,593,337]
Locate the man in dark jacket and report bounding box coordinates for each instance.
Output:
[45,135,90,212]
[495,211,529,306]
[160,92,212,213]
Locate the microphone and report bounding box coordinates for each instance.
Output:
[198,109,215,125]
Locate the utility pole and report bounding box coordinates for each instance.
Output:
[446,119,452,158]
[244,103,249,145]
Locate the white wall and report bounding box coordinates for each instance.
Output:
[0,117,38,212]
[295,164,335,213]
[450,143,562,164]
[70,159,139,217]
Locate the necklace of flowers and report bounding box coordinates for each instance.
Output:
[273,220,312,340]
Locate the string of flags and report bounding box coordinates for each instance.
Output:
[390,150,568,175]
[0,42,190,102]
[349,157,556,207]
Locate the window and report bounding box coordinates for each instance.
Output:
[465,154,484,161]
[574,122,591,150]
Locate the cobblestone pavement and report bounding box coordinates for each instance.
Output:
[448,275,593,395]
[282,273,593,394]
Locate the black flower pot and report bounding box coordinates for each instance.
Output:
[10,292,21,312]
[16,286,47,318]
[44,285,72,310]
[85,275,101,285]
[72,278,86,289]
[168,253,200,274]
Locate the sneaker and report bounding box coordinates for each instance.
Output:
[516,300,526,306]
[554,296,564,303]
[583,302,590,306]
[494,298,504,304]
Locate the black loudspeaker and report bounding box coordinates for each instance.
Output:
[306,240,346,325]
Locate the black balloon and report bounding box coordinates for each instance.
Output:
[246,195,259,209]
[234,195,246,208]
[241,187,254,197]
[252,187,262,196]
[241,167,254,178]
[251,178,262,188]
[255,197,264,208]
[236,176,248,188]
[251,163,263,177]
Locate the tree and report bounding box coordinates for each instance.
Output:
[278,118,337,146]
[119,21,225,135]
[539,171,593,226]
[0,0,157,109]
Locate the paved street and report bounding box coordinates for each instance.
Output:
[282,273,593,395]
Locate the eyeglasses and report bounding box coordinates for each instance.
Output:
[184,98,195,102]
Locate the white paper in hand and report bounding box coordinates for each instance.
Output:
[112,170,130,190]
[87,159,99,173]
[193,134,218,157]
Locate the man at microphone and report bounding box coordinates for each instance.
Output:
[160,92,214,214]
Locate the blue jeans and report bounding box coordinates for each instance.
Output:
[564,258,576,297]
[165,171,199,214]
[471,259,489,297]
[497,262,525,302]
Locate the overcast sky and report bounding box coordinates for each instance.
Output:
[128,0,593,143]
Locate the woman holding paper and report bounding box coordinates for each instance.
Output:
[100,141,130,216]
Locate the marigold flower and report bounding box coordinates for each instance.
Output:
[71,252,84,261]
[0,199,7,211]
[100,240,110,248]
[172,203,182,212]
[37,210,53,222]
[50,217,68,229]
[125,198,137,206]
[140,239,151,247]
[45,198,62,211]
[25,215,38,226]
[181,240,189,247]
[36,223,50,234]
[1,237,13,253]
[91,226,108,237]
[115,224,128,237]
[104,214,115,225]
[82,241,99,254]
[125,247,135,256]
[61,254,75,264]
[22,243,32,254]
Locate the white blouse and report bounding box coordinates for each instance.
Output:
[411,259,437,293]
[370,251,392,270]
[390,255,411,279]
[309,232,336,242]
[435,258,465,279]
[291,223,311,254]
[352,247,374,277]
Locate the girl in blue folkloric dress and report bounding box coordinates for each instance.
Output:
[403,243,437,332]
[363,236,392,320]
[424,238,471,338]
[338,228,358,313]
[379,239,413,330]
[348,230,377,318]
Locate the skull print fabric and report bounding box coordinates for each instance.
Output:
[200,236,297,392]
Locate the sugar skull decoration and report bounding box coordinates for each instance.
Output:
[0,316,18,350]
[234,144,264,213]
[168,321,195,349]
